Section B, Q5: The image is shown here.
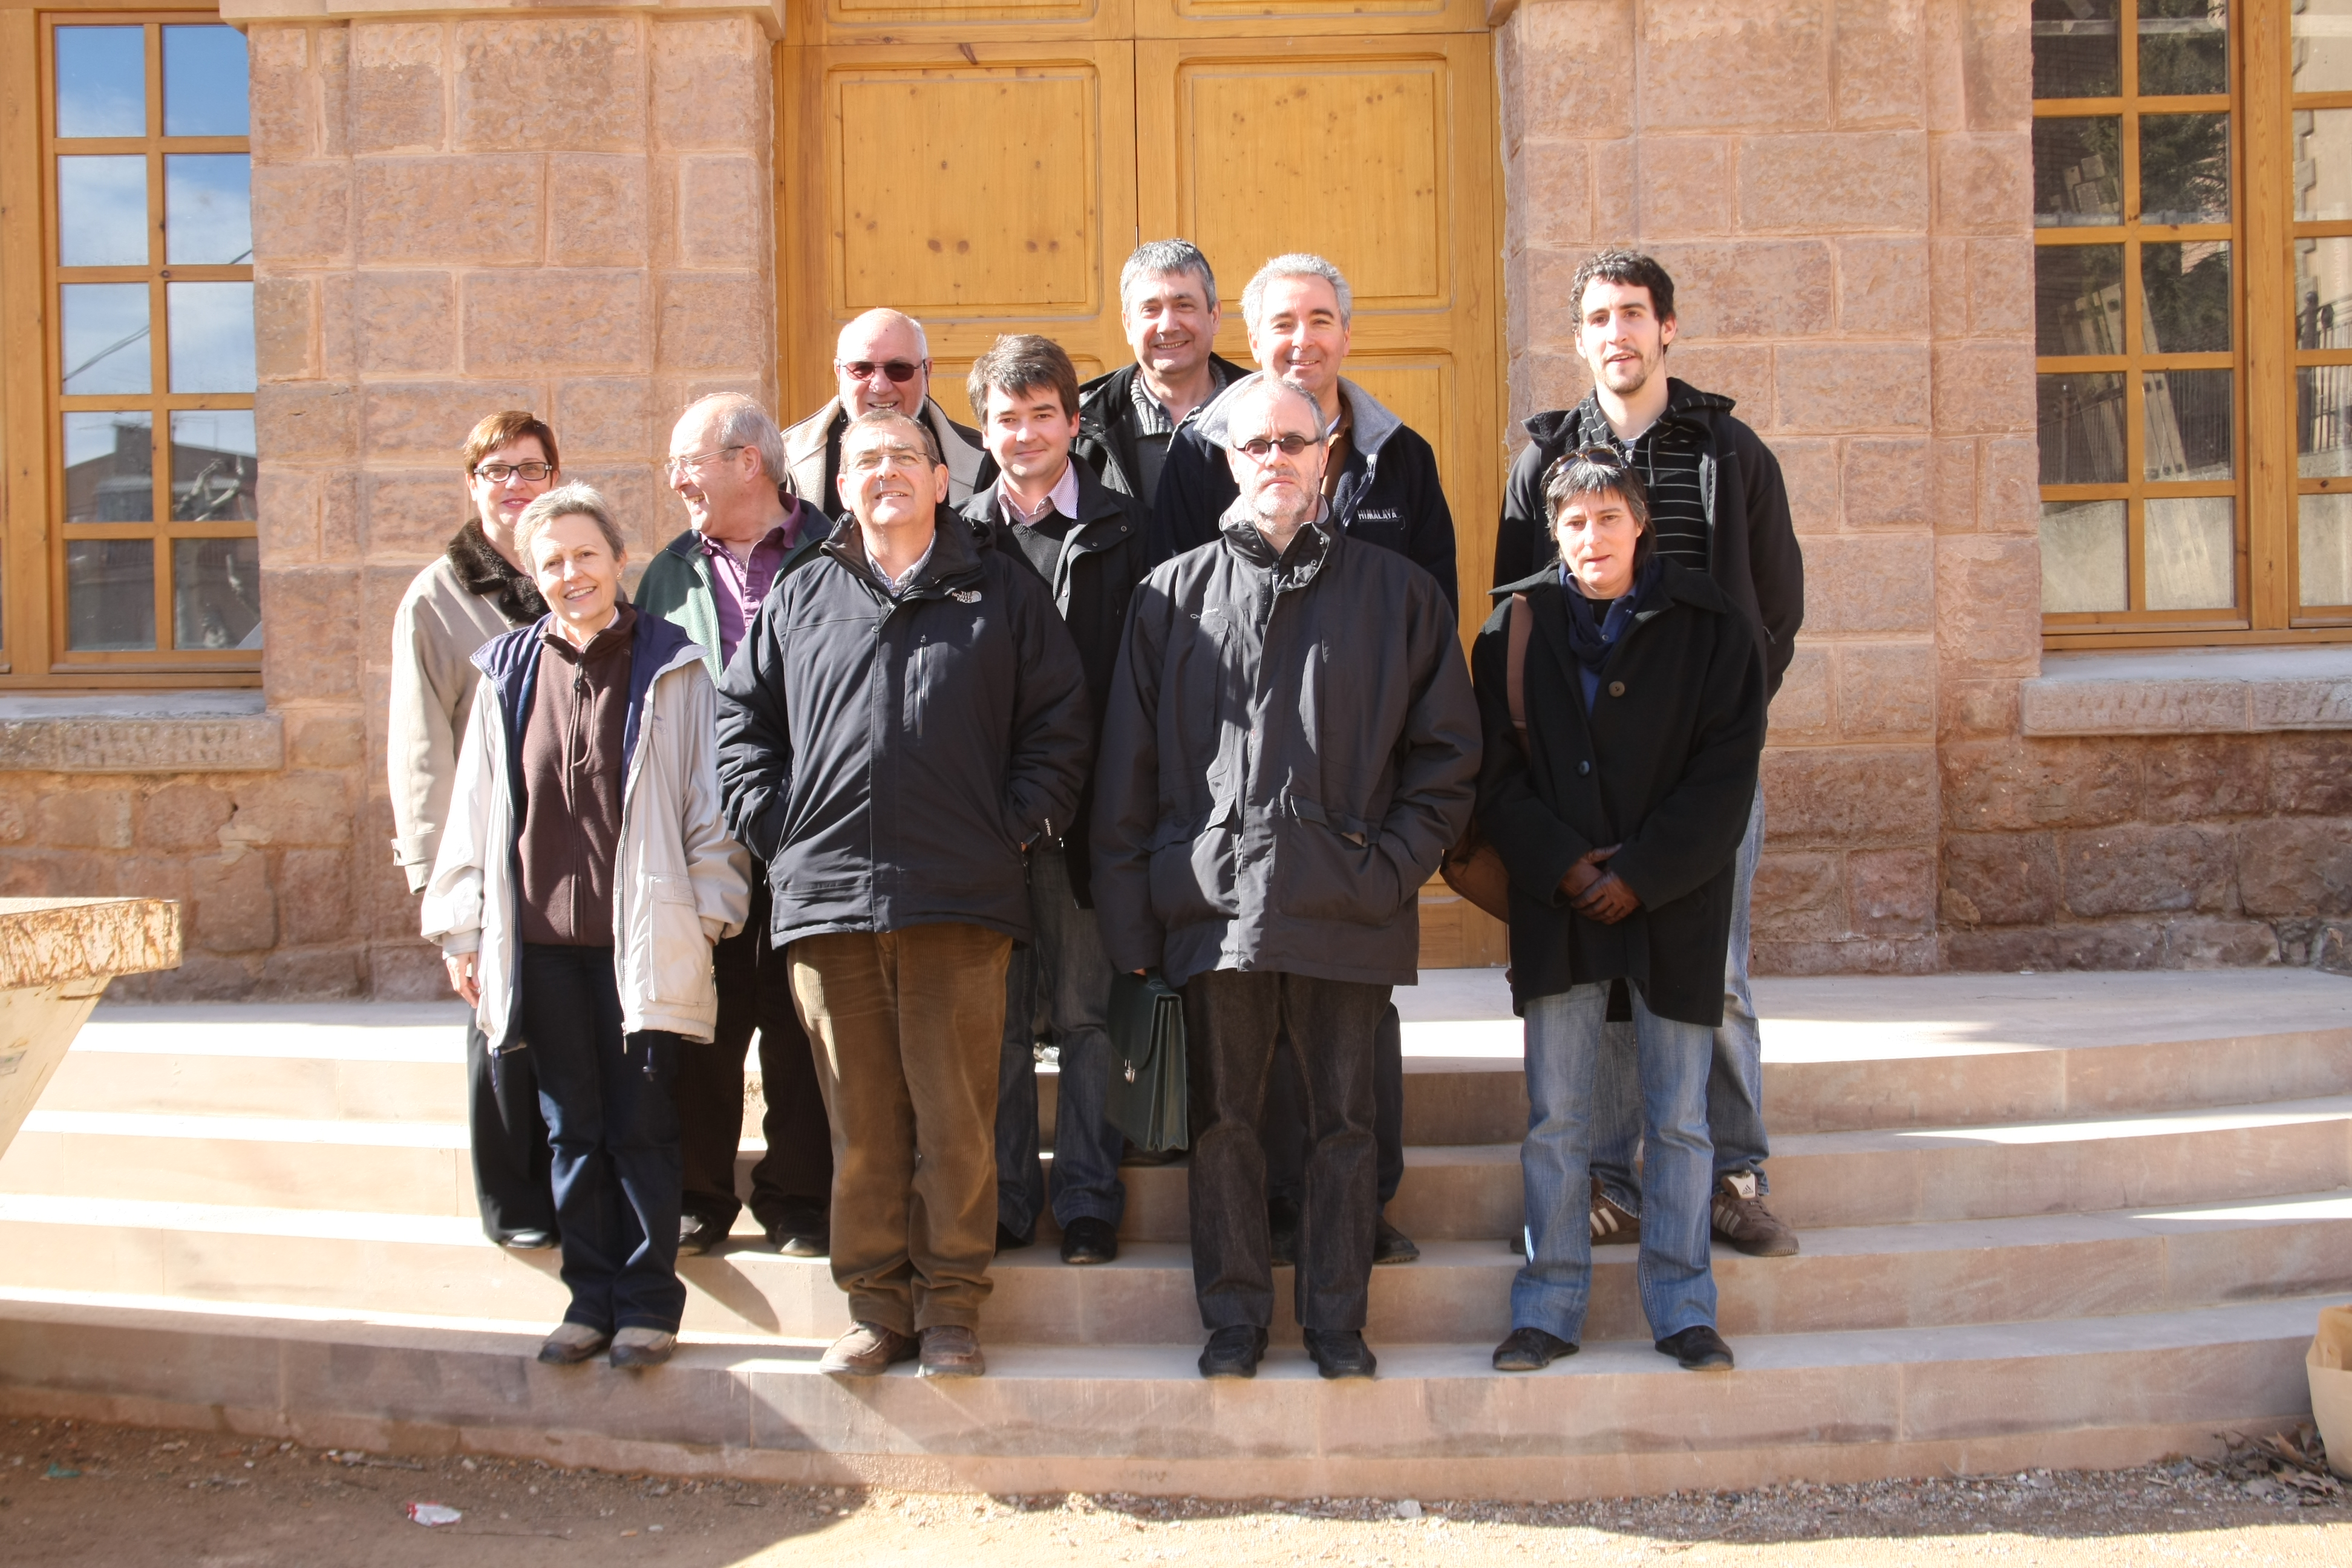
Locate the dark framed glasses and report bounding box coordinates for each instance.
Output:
[837,359,922,384]
[473,461,554,483]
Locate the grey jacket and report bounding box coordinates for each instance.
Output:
[780,396,991,516]
[1090,501,1481,989]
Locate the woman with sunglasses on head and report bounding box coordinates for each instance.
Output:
[1474,446,1766,1377]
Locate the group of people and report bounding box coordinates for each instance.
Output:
[387,241,1805,1382]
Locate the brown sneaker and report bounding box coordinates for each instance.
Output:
[819,1322,918,1376]
[918,1324,985,1379]
[1710,1172,1798,1257]
[1589,1175,1641,1246]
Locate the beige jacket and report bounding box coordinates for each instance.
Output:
[781,396,990,512]
[386,546,539,894]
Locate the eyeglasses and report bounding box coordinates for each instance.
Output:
[1232,433,1322,460]
[846,443,934,473]
[662,445,746,479]
[473,461,554,483]
[837,359,923,384]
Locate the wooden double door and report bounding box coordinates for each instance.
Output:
[776,0,1507,965]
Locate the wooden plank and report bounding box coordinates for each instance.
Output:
[0,7,47,676]
[2243,0,2293,629]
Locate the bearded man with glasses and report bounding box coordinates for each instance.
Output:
[781,309,994,518]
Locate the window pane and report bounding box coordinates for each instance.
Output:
[54,26,145,140]
[2039,371,2129,483]
[170,410,257,523]
[60,282,149,395]
[165,281,255,394]
[2034,0,2120,99]
[56,155,147,268]
[2294,109,2352,220]
[2296,238,2352,350]
[2293,0,2352,93]
[2144,368,2233,480]
[2140,113,2230,224]
[2138,0,2227,97]
[164,154,252,265]
[62,412,152,523]
[2140,240,2230,352]
[2299,492,2352,607]
[162,26,249,139]
[2145,495,2236,609]
[174,539,261,650]
[2041,500,2129,612]
[65,540,155,652]
[2296,366,2352,476]
[2035,243,2125,355]
[2034,117,2124,226]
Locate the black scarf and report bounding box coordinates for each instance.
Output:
[1560,557,1661,674]
[446,519,547,627]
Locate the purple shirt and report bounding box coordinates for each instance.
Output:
[699,501,812,665]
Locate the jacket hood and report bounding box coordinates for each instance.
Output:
[1190,374,1403,458]
[1521,377,1736,446]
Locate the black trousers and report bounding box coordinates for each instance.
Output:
[1184,969,1390,1333]
[468,1016,555,1241]
[1261,1002,1405,1209]
[676,874,835,1233]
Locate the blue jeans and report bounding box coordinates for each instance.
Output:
[1514,982,1717,1345]
[1592,785,1768,1212]
[994,847,1126,1236]
[520,944,687,1336]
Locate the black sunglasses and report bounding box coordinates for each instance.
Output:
[838,359,922,384]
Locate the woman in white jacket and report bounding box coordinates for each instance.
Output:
[424,483,748,1370]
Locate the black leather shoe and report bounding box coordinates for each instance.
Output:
[1492,1326,1577,1372]
[765,1218,829,1258]
[1059,1215,1119,1265]
[1267,1195,1300,1268]
[1302,1328,1377,1380]
[1372,1214,1420,1265]
[500,1229,557,1251]
[1655,1324,1736,1370]
[678,1214,727,1257]
[1197,1325,1268,1379]
[995,1222,1034,1254]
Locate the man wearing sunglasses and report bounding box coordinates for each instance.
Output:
[1492,250,1806,1263]
[387,410,564,1253]
[782,309,993,518]
[1093,373,1478,1382]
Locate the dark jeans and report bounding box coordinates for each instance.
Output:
[1261,1003,1405,1209]
[677,875,834,1234]
[469,1017,556,1241]
[1184,969,1390,1334]
[520,944,687,1336]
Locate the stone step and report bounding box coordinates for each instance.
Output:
[0,1286,2323,1499]
[13,1095,2348,1241]
[2,1189,2342,1345]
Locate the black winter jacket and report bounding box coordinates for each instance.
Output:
[1492,380,1803,697]
[959,462,1150,907]
[1092,503,1481,990]
[715,515,1093,949]
[1147,377,1459,612]
[1474,561,1765,1027]
[1074,355,1248,512]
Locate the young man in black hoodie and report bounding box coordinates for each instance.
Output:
[1495,250,1805,1259]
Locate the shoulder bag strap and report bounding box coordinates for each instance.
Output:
[1505,590,1532,748]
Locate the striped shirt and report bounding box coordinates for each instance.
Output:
[1576,400,1710,571]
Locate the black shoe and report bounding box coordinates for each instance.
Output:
[1491,1326,1576,1372]
[995,1222,1034,1254]
[499,1229,557,1251]
[1267,1195,1300,1269]
[1059,1215,1119,1265]
[764,1218,829,1258]
[1197,1325,1269,1380]
[678,1214,728,1257]
[1655,1324,1736,1371]
[1302,1328,1377,1380]
[1372,1214,1419,1265]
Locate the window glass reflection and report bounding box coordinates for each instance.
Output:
[2138,0,2227,96]
[2140,241,2231,352]
[174,540,261,650]
[2035,118,2124,226]
[61,283,149,396]
[2293,0,2352,93]
[62,412,153,523]
[2298,367,2352,478]
[2041,500,2130,613]
[161,26,249,139]
[2294,109,2352,221]
[2145,495,2236,609]
[2140,113,2230,224]
[2299,493,2352,607]
[2036,244,2125,356]
[2033,0,2120,99]
[2144,368,2233,481]
[2039,371,2129,483]
[164,155,251,265]
[65,539,155,652]
[57,155,147,268]
[54,27,145,140]
[170,411,257,523]
[165,281,255,394]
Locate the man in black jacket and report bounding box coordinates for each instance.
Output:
[1073,240,1245,515]
[716,408,1091,1381]
[1494,250,1805,1260]
[962,334,1151,1268]
[1093,374,1480,1382]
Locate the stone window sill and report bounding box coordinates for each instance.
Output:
[0,692,281,774]
[2019,646,2352,736]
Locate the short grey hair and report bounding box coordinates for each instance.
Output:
[1120,240,1218,312]
[681,393,786,483]
[1241,253,1352,328]
[1219,373,1330,447]
[515,482,626,564]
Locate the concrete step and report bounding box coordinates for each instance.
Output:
[2,1189,2342,1345]
[0,1286,2323,1499]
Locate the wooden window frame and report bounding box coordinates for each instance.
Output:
[0,2,260,688]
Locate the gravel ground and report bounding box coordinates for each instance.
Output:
[4,1415,2347,1566]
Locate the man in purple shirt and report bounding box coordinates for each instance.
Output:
[640,393,834,1258]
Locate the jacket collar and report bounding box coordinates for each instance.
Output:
[959,457,1135,543]
[1217,497,1336,589]
[822,506,987,601]
[446,519,547,626]
[1189,374,1403,460]
[788,396,986,498]
[1077,354,1249,422]
[1528,377,1735,449]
